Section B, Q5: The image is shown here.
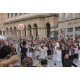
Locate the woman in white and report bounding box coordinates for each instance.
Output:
[55,47,62,67]
[39,45,47,59]
[78,47,80,63]
[53,45,56,66]
[26,45,32,58]
[34,46,40,59]
[43,44,48,59]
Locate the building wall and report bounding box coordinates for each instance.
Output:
[4,13,58,39]
[0,13,5,29]
[58,13,80,40]
[0,13,5,36]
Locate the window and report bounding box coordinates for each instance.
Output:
[6,28,8,30]
[14,27,16,30]
[62,13,65,19]
[19,13,22,15]
[75,27,80,31]
[15,13,17,16]
[7,13,9,18]
[67,28,73,32]
[3,31,5,35]
[10,27,12,31]
[11,13,13,17]
[69,13,73,19]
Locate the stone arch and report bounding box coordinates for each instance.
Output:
[6,28,9,31]
[14,27,16,30]
[6,28,9,36]
[10,27,12,31]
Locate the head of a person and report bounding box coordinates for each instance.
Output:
[22,57,33,67]
[57,47,60,50]
[74,44,77,48]
[64,54,69,59]
[41,59,48,67]
[41,45,44,49]
[0,45,12,59]
[23,41,26,46]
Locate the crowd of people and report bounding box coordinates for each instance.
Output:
[0,36,80,67]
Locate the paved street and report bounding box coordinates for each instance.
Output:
[33,58,80,67]
[32,53,80,67]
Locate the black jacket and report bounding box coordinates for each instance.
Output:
[62,49,69,64]
[63,59,77,67]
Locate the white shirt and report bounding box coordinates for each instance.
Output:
[40,48,47,59]
[56,42,60,48]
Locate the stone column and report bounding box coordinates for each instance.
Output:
[17,13,20,16]
[13,13,15,17]
[37,27,45,39]
[9,13,11,18]
[5,14,8,19]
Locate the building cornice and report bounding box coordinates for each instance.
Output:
[4,13,58,24]
[58,17,80,23]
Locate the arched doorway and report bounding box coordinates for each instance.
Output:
[10,27,12,37]
[27,25,32,38]
[6,28,9,36]
[24,25,26,38]
[46,23,51,38]
[33,24,38,39]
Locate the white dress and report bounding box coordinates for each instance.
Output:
[78,50,80,61]
[44,47,48,57]
[56,50,62,62]
[35,50,40,56]
[53,49,57,61]
[39,48,47,59]
[26,48,32,58]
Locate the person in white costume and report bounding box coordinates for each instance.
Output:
[26,45,32,58]
[78,47,80,61]
[34,46,40,59]
[53,45,57,66]
[55,40,60,49]
[55,47,62,67]
[39,45,47,59]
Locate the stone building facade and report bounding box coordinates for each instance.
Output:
[4,13,58,40]
[58,13,80,40]
[0,13,5,36]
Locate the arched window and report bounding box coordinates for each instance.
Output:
[11,13,13,17]
[33,24,38,39]
[7,13,9,18]
[14,27,16,30]
[27,24,32,38]
[46,23,51,38]
[15,13,17,16]
[6,28,8,30]
[10,27,12,31]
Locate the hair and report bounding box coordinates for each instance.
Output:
[41,59,48,66]
[23,41,26,46]
[22,57,33,67]
[0,45,12,59]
